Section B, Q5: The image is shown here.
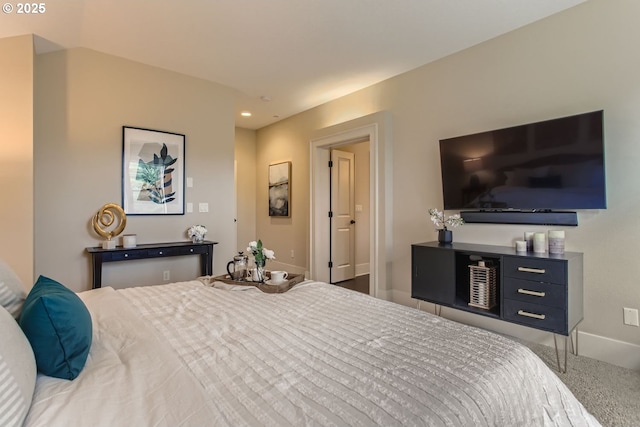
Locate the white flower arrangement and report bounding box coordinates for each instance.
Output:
[246,240,275,265]
[428,208,464,230]
[187,224,207,241]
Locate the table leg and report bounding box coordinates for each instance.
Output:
[92,256,103,289]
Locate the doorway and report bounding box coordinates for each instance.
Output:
[309,111,392,299]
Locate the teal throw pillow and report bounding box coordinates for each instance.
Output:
[19,275,92,380]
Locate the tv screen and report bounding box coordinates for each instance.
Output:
[439,110,606,210]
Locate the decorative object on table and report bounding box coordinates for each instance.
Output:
[92,203,127,249]
[268,161,291,217]
[207,272,304,293]
[269,270,288,284]
[226,252,248,281]
[524,231,535,251]
[428,208,464,244]
[246,240,275,283]
[515,240,527,252]
[468,260,497,310]
[533,232,547,253]
[122,126,185,215]
[548,230,565,255]
[187,225,207,243]
[122,234,137,248]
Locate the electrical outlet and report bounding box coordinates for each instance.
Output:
[290,250,295,258]
[163,270,170,281]
[623,308,639,326]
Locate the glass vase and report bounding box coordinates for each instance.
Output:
[254,259,266,283]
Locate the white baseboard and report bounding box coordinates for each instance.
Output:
[265,261,306,276]
[578,331,640,371]
[390,289,640,371]
[376,287,393,301]
[355,263,370,277]
[269,263,368,281]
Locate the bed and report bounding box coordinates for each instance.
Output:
[1,269,600,426]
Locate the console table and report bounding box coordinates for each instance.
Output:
[411,241,583,372]
[86,241,218,289]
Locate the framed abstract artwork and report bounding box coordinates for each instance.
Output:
[122,126,185,215]
[268,161,291,217]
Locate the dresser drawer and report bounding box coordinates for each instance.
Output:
[148,248,177,257]
[503,256,566,284]
[503,278,566,308]
[180,245,209,255]
[503,299,567,334]
[105,250,149,261]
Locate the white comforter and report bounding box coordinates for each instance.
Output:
[25,280,600,426]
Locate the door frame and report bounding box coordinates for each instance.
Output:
[309,111,392,299]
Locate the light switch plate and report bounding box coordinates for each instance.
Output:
[199,202,209,213]
[186,202,193,213]
[186,177,193,188]
[623,308,639,327]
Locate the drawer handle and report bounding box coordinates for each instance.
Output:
[517,310,546,320]
[517,267,546,274]
[190,249,194,253]
[517,288,546,298]
[159,251,163,255]
[124,254,128,258]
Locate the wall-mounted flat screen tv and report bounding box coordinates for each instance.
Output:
[439,110,606,211]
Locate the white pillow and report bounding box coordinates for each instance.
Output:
[0,259,27,319]
[0,305,37,427]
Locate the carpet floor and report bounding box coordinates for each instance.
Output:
[522,341,640,427]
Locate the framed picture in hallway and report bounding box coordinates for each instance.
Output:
[269,161,291,217]
[122,126,185,215]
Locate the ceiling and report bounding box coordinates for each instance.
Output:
[1,0,586,129]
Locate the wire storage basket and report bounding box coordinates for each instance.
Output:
[468,260,497,310]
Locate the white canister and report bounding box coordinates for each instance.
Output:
[548,230,565,254]
[533,232,546,253]
[122,234,137,248]
[515,240,527,252]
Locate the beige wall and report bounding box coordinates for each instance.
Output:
[0,35,34,286]
[254,121,310,274]
[34,48,237,291]
[255,0,640,368]
[234,127,257,253]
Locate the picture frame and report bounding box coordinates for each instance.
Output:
[122,126,185,215]
[268,161,291,217]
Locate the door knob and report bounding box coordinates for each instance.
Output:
[350,219,356,224]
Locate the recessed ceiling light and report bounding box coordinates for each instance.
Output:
[241,111,252,117]
[260,96,272,102]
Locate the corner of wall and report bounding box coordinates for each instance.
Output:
[0,34,34,286]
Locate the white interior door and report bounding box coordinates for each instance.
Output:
[330,149,355,283]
